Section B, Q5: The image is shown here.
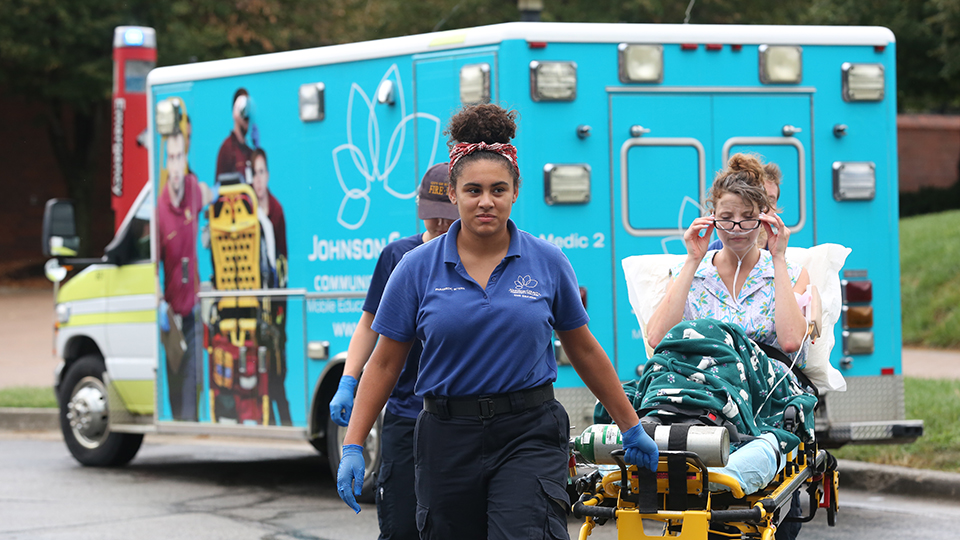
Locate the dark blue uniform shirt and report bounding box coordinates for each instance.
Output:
[363,233,424,418]
[372,219,589,397]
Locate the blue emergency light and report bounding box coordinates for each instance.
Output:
[123,28,145,47]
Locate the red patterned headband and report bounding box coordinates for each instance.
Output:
[448,142,519,176]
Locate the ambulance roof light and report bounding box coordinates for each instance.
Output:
[113,26,156,49]
[759,45,802,84]
[842,62,885,102]
[618,44,663,84]
[124,28,144,46]
[530,61,577,102]
[460,63,491,105]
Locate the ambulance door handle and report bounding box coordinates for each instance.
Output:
[782,125,802,137]
[629,125,651,137]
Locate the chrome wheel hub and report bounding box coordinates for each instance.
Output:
[66,377,109,449]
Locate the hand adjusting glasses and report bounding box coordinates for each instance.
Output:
[714,219,761,231]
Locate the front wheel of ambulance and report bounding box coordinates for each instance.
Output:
[327,410,383,504]
[59,354,143,466]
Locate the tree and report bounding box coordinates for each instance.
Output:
[0,0,334,255]
[3,0,959,255]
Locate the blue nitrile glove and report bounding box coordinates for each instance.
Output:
[337,444,365,514]
[249,123,260,149]
[158,300,170,333]
[622,422,659,472]
[329,375,358,427]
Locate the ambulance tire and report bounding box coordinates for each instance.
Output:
[59,355,144,467]
[326,410,383,504]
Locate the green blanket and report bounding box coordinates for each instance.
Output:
[596,319,817,453]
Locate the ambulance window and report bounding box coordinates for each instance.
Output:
[124,60,154,93]
[106,194,152,265]
[130,196,152,261]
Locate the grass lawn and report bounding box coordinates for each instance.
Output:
[900,209,960,349]
[0,386,57,408]
[831,377,960,473]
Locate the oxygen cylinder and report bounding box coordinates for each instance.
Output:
[573,424,730,467]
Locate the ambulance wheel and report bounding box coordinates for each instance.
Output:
[59,355,143,467]
[326,410,383,504]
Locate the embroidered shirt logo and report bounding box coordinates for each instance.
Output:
[510,275,541,298]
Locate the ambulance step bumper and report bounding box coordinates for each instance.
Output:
[818,419,924,448]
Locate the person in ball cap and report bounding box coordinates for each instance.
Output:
[329,162,457,539]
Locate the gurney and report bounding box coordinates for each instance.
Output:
[571,432,838,540]
[569,246,849,539]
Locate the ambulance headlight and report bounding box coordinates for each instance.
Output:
[833,161,876,201]
[618,44,663,83]
[759,45,802,84]
[842,62,885,102]
[842,330,874,356]
[530,61,577,102]
[299,82,325,122]
[56,304,71,325]
[544,164,591,205]
[155,99,177,136]
[460,63,491,105]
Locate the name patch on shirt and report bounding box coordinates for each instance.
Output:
[434,286,466,292]
[509,275,541,299]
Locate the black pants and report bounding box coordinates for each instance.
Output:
[775,490,803,540]
[376,411,418,540]
[414,399,571,540]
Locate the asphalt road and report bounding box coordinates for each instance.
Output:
[3,431,960,540]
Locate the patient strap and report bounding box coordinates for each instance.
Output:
[667,424,691,510]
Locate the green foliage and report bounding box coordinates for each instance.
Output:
[900,209,960,348]
[0,0,126,110]
[832,377,960,472]
[801,0,950,112]
[0,386,58,409]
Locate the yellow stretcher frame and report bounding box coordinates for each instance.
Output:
[573,444,839,540]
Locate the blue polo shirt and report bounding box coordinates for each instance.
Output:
[363,233,425,419]
[372,219,589,397]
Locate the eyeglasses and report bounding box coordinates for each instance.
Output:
[714,219,761,231]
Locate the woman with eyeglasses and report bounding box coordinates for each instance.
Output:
[647,153,810,358]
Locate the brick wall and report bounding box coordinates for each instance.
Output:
[898,114,960,193]
[0,91,113,266]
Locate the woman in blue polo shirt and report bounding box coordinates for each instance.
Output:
[337,104,658,540]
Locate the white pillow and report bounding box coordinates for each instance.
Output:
[784,244,850,392]
[621,244,850,392]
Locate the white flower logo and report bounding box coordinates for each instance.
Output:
[514,275,539,289]
[332,64,442,230]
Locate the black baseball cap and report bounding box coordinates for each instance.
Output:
[417,163,459,220]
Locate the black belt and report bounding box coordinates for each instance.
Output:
[423,383,554,419]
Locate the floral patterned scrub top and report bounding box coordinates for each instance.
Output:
[671,250,807,365]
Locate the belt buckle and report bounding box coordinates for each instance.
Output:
[478,397,495,419]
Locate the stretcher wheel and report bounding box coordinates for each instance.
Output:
[826,470,838,526]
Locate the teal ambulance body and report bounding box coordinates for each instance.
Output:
[48,23,917,483]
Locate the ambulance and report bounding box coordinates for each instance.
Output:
[42,22,921,497]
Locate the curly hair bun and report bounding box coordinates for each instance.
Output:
[446,104,518,145]
[726,153,764,185]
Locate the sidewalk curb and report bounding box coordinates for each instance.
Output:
[0,407,59,432]
[837,458,960,502]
